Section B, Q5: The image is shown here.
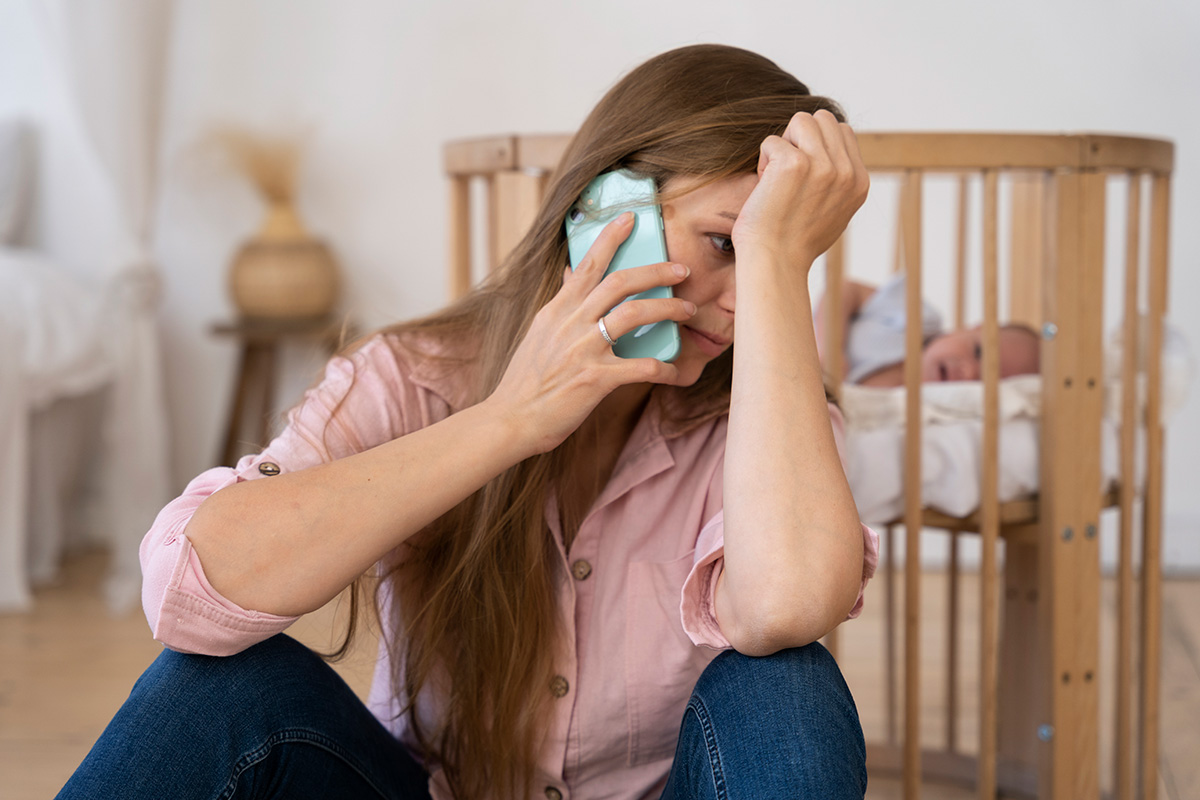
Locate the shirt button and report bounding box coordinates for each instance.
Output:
[549,675,569,698]
[258,462,281,476]
[544,788,563,800]
[571,560,592,581]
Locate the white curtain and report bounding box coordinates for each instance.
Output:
[34,0,175,613]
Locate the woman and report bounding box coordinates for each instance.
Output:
[60,44,877,800]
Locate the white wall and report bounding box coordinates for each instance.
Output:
[3,0,1198,568]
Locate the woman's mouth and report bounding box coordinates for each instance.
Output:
[683,325,730,358]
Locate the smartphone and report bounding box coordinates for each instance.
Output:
[564,169,681,362]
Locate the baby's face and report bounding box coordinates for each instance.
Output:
[920,327,1040,383]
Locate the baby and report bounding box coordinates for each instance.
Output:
[816,274,1041,387]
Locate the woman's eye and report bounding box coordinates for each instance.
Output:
[708,235,734,255]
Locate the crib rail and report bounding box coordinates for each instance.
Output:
[443,132,1174,800]
[851,143,1172,800]
[854,132,1174,173]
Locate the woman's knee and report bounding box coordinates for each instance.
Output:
[692,642,865,761]
[697,641,850,704]
[674,642,866,797]
[131,634,328,717]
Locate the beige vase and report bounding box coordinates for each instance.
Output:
[229,202,340,319]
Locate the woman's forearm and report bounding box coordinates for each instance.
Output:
[718,251,864,655]
[186,220,699,619]
[186,399,532,617]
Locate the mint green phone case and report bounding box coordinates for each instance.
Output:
[564,170,681,362]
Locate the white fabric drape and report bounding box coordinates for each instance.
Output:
[34,0,176,613]
[0,310,30,608]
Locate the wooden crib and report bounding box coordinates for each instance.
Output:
[443,132,1174,800]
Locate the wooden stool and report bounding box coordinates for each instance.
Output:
[211,315,353,467]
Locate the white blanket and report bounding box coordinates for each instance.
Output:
[840,322,1193,525]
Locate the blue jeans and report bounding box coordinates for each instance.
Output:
[57,634,865,799]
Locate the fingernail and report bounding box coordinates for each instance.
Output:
[620,211,634,225]
[683,300,697,315]
[672,263,689,278]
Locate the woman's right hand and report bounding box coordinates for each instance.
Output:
[487,212,697,455]
[732,109,869,273]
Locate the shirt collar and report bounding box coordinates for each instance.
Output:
[652,384,730,441]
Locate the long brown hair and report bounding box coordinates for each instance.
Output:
[344,44,844,799]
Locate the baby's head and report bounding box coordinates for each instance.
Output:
[920,324,1040,383]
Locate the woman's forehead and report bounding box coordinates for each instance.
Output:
[662,173,757,214]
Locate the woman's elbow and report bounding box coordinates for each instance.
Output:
[719,565,862,657]
[723,610,824,658]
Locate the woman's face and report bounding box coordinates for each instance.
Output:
[660,173,758,385]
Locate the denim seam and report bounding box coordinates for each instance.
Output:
[217,727,398,800]
[686,696,727,800]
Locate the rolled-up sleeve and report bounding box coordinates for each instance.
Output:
[679,509,729,650]
[679,402,880,650]
[679,512,879,650]
[140,335,451,655]
[140,466,299,655]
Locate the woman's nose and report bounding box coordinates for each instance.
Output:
[713,272,736,317]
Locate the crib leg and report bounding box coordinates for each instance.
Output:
[947,531,959,754]
[997,541,1042,772]
[885,523,897,746]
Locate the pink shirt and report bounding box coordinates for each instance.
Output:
[140,334,879,800]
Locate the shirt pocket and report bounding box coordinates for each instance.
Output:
[624,552,718,766]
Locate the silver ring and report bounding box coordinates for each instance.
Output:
[598,317,616,347]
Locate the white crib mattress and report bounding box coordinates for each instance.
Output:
[845,415,1054,524]
[840,375,1182,525]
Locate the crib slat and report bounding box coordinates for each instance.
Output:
[1116,172,1141,800]
[449,176,472,299]
[1078,172,1107,799]
[1140,173,1170,800]
[901,171,924,800]
[954,175,969,330]
[892,197,905,276]
[824,623,840,662]
[485,176,501,273]
[978,169,1001,800]
[494,171,546,274]
[826,236,847,398]
[1076,171,1107,799]
[823,231,846,668]
[1010,173,1047,331]
[1039,170,1104,800]
[822,233,846,661]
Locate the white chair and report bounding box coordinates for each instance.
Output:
[0,119,117,610]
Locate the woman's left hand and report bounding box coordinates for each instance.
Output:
[731,109,869,271]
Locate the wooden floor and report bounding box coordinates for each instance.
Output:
[2,550,1197,799]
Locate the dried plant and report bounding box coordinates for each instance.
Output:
[206,127,307,205]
